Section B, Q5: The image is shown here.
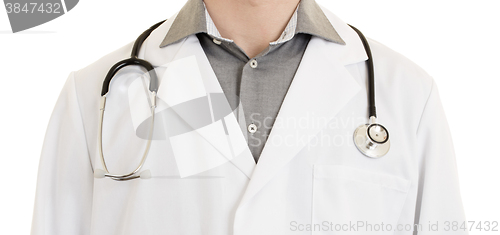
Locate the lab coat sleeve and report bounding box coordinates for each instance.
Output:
[31,72,94,235]
[414,80,468,234]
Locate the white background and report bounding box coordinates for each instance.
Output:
[1,0,499,234]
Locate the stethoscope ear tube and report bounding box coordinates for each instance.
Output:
[130,20,166,59]
[348,24,376,118]
[100,58,159,96]
[97,92,157,181]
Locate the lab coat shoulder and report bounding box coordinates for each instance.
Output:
[72,40,134,113]
[367,37,436,132]
[73,41,134,99]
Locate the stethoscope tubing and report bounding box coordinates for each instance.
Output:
[348,24,377,118]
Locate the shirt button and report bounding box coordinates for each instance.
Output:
[247,123,258,134]
[250,59,258,68]
[213,38,222,45]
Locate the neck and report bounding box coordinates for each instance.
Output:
[204,0,301,58]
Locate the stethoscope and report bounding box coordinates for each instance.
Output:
[349,25,391,159]
[94,20,165,181]
[94,21,390,181]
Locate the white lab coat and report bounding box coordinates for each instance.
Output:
[31,6,467,235]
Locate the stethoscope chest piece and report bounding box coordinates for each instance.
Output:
[353,116,390,158]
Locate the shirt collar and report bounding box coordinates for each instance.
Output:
[159,0,345,48]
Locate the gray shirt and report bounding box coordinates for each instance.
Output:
[159,0,345,162]
[197,32,311,163]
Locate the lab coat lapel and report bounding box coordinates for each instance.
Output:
[238,12,368,206]
[140,18,256,179]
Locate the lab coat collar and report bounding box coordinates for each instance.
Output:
[141,4,368,203]
[159,0,206,48]
[295,0,345,45]
[159,0,345,48]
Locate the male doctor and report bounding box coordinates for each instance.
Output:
[31,0,467,234]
